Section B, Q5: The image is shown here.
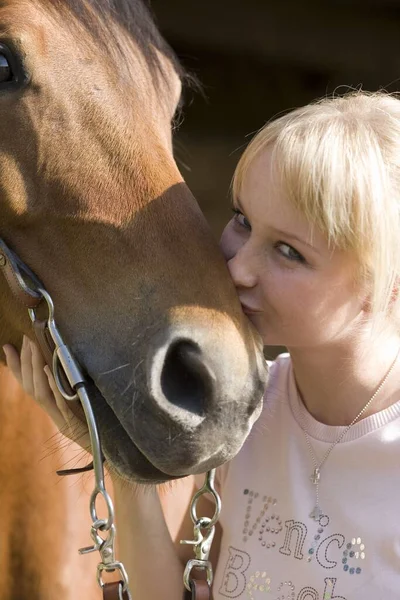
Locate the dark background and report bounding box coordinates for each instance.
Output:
[151,0,400,235]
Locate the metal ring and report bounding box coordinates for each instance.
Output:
[93,518,109,532]
[190,486,221,528]
[52,352,78,401]
[90,487,115,532]
[91,519,109,544]
[197,516,212,529]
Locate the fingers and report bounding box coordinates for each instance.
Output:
[2,343,22,385]
[5,336,42,399]
[45,364,77,428]
[4,336,63,427]
[20,335,35,397]
[31,344,90,448]
[31,341,57,409]
[30,342,67,430]
[3,336,91,451]
[46,365,91,450]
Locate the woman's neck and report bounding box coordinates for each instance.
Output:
[288,331,400,426]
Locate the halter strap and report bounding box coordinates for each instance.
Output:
[0,238,42,308]
[0,237,97,475]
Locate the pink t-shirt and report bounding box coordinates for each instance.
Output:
[211,354,400,600]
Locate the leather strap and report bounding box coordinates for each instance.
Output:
[103,581,132,600]
[0,241,42,308]
[190,580,211,600]
[0,239,75,400]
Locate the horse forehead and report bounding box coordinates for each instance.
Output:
[0,2,135,59]
[0,1,179,75]
[0,0,181,127]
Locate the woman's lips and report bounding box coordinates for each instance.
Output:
[240,302,262,315]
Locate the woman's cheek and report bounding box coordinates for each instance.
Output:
[260,259,287,296]
[262,270,301,314]
[219,223,240,262]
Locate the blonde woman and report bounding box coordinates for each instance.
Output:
[5,90,400,599]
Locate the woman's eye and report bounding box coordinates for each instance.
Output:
[275,242,305,263]
[232,208,251,231]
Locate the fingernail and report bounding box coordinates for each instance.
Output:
[2,345,8,357]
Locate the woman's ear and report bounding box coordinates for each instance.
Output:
[359,278,372,313]
[361,294,372,313]
[389,278,399,306]
[364,277,400,313]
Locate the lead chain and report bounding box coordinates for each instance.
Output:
[27,290,130,596]
[181,469,222,593]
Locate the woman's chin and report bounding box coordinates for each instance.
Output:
[260,331,286,349]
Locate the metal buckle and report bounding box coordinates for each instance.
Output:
[183,559,213,591]
[181,470,221,592]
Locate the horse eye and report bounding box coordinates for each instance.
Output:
[0,54,12,83]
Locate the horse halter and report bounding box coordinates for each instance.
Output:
[0,237,220,600]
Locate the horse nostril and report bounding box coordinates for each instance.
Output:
[161,339,214,416]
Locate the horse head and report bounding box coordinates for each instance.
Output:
[0,0,268,483]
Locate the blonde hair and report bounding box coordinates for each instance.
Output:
[232,90,400,332]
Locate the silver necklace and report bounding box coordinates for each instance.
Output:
[298,348,400,521]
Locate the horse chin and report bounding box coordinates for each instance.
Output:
[79,380,183,483]
[80,381,239,483]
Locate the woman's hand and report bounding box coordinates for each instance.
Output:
[2,335,91,451]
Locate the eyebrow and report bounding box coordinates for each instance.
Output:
[271,228,318,252]
[234,197,318,253]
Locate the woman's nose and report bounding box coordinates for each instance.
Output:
[227,248,257,289]
[219,223,257,289]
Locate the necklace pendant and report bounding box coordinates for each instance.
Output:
[309,505,322,521]
[310,467,320,485]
